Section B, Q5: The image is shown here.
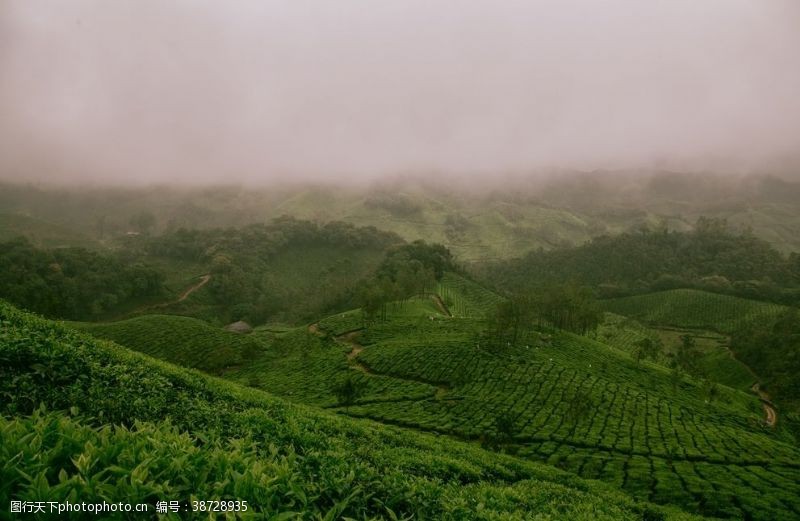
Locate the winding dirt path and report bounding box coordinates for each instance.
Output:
[431,294,452,317]
[176,274,211,302]
[338,331,372,373]
[715,339,777,427]
[132,274,211,314]
[328,328,453,400]
[751,383,777,427]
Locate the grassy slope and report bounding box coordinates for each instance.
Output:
[71,314,265,374]
[268,189,598,263]
[71,281,800,519]
[602,289,789,334]
[600,289,794,391]
[596,313,755,392]
[146,242,387,326]
[437,272,506,318]
[5,180,800,260]
[0,301,692,520]
[210,282,800,520]
[345,318,800,519]
[263,188,800,260]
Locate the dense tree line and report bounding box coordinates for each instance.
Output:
[480,284,604,349]
[135,217,405,324]
[140,217,402,263]
[359,241,459,323]
[0,238,164,319]
[732,309,800,406]
[483,218,800,305]
[377,240,459,280]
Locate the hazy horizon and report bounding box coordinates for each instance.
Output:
[2,1,799,186]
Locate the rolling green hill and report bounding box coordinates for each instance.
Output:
[341,315,800,520]
[436,272,506,318]
[0,300,694,520]
[61,276,800,519]
[134,219,402,326]
[602,289,789,334]
[596,313,757,392]
[211,291,800,520]
[5,175,800,263]
[72,314,265,374]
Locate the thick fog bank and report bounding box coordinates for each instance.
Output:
[1,1,799,185]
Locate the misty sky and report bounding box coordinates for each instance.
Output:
[1,1,799,185]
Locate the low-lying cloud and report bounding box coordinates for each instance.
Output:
[1,0,799,185]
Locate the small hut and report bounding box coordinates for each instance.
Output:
[225,320,253,334]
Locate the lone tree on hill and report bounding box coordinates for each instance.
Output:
[493,411,519,445]
[676,335,701,376]
[566,388,594,425]
[668,362,684,393]
[632,337,663,364]
[332,375,366,410]
[533,283,603,334]
[487,295,535,349]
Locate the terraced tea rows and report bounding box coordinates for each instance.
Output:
[73,314,264,373]
[4,300,691,521]
[603,289,788,333]
[436,272,505,318]
[317,297,444,336]
[337,316,800,520]
[68,288,800,519]
[597,313,662,356]
[227,327,437,407]
[597,308,768,392]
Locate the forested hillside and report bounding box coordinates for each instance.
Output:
[131,217,403,324]
[0,237,164,319]
[4,174,800,262]
[485,219,800,304]
[732,309,800,411]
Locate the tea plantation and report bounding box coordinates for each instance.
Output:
[72,314,265,374]
[28,283,800,519]
[602,290,788,334]
[337,315,800,520]
[0,300,695,520]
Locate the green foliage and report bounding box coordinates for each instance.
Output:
[483,294,537,349]
[6,176,800,262]
[436,272,504,318]
[378,240,458,281]
[71,314,264,374]
[487,221,798,305]
[0,212,100,249]
[0,300,688,520]
[0,237,164,319]
[533,283,603,334]
[317,309,365,336]
[355,242,457,324]
[337,312,800,520]
[603,289,788,334]
[732,308,800,406]
[596,309,759,393]
[129,211,157,235]
[632,337,662,364]
[331,376,367,408]
[674,335,701,376]
[565,388,594,425]
[140,218,402,324]
[479,283,602,349]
